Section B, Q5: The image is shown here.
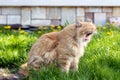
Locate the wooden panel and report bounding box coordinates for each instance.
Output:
[77,8,85,17]
[94,13,106,25]
[7,15,21,24]
[113,8,120,17]
[31,20,51,26]
[21,8,31,25]
[85,12,94,22]
[61,8,76,25]
[32,7,46,19]
[0,15,7,24]
[85,7,102,12]
[47,8,61,19]
[103,8,112,12]
[2,8,21,15]
[0,8,1,14]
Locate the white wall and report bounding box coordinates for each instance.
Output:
[0,0,120,6]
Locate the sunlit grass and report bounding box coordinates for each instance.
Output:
[0,24,120,80]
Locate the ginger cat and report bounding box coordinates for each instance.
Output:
[19,19,97,76]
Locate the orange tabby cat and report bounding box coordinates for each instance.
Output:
[19,19,97,76]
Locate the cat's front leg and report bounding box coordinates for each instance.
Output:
[58,57,72,73]
[70,57,79,71]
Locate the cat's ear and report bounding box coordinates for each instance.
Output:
[76,18,82,27]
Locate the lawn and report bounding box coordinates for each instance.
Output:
[0,24,120,80]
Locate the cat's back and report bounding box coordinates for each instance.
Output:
[28,32,59,57]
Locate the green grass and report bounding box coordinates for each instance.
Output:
[0,25,120,80]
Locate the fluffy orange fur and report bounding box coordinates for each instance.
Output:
[19,20,97,76]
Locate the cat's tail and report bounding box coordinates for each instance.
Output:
[18,63,29,76]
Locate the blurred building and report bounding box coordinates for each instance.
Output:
[0,0,120,26]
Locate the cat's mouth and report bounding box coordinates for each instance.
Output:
[84,32,93,41]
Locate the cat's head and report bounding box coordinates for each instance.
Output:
[75,19,97,46]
